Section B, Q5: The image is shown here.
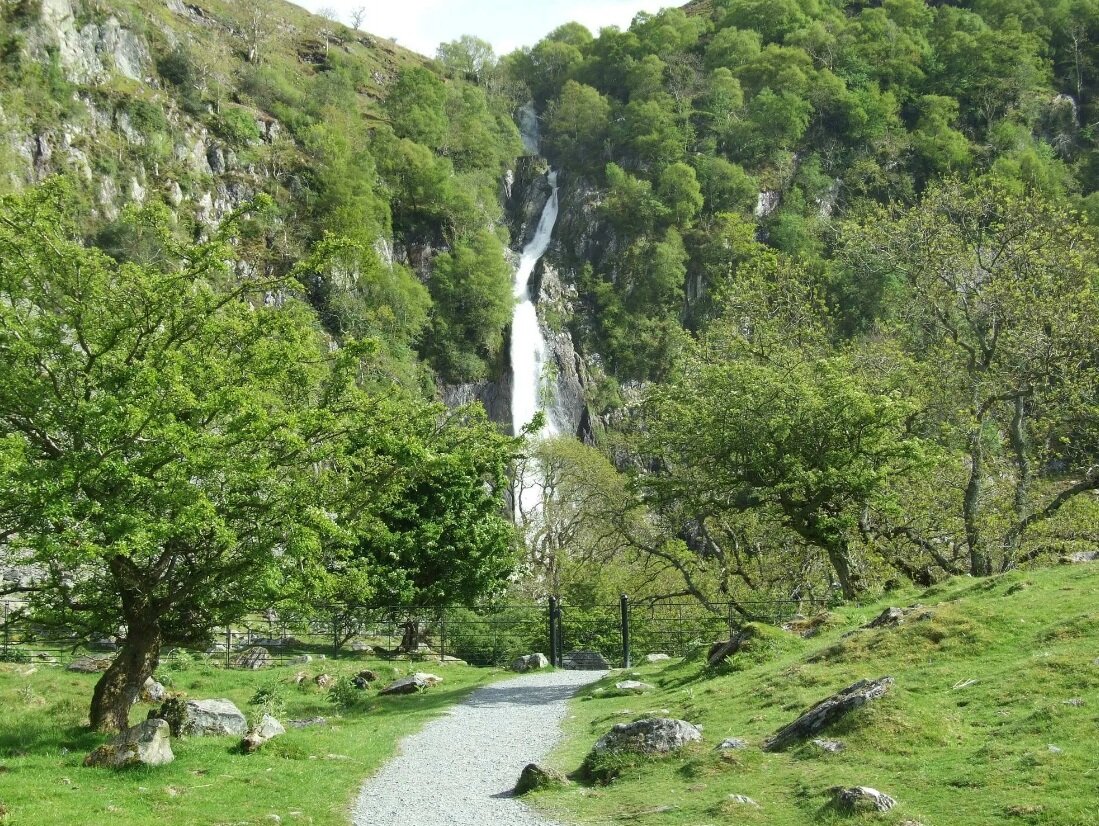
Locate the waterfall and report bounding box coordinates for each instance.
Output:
[510,107,562,524]
[510,171,560,440]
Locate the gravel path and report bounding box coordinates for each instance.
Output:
[352,669,604,826]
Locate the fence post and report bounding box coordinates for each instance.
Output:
[548,597,558,665]
[554,602,564,667]
[620,593,631,669]
[332,610,340,659]
[225,625,231,669]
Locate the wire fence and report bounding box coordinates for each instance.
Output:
[1,595,831,671]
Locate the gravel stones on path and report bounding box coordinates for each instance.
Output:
[353,669,604,826]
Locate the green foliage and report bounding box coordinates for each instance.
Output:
[212,106,261,145]
[384,66,449,148]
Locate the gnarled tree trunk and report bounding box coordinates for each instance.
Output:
[89,621,162,732]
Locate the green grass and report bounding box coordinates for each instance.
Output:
[532,565,1099,826]
[0,656,502,825]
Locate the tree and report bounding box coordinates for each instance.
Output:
[544,81,611,171]
[638,259,926,600]
[657,161,703,227]
[350,6,366,30]
[383,66,449,149]
[437,36,496,83]
[842,179,1099,576]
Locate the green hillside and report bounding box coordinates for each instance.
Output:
[534,564,1099,825]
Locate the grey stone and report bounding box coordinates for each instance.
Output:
[287,717,327,729]
[514,763,569,795]
[763,677,894,752]
[141,677,167,704]
[830,786,897,813]
[84,719,173,768]
[1048,744,1063,754]
[645,653,671,663]
[379,672,442,696]
[67,655,112,673]
[812,738,846,753]
[1063,698,1085,707]
[511,653,551,673]
[231,646,271,670]
[174,699,247,737]
[290,654,313,665]
[716,738,748,751]
[728,794,760,807]
[562,650,611,671]
[242,714,285,753]
[1062,551,1099,563]
[860,605,932,631]
[592,718,702,756]
[614,680,654,693]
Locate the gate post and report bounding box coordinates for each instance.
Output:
[620,593,631,669]
[548,596,558,666]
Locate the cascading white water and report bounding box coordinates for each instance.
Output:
[510,171,560,441]
[509,104,562,524]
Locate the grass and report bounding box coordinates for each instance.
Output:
[0,655,503,825]
[530,565,1099,826]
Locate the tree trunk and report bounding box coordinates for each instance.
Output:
[89,622,162,733]
[964,426,991,577]
[826,542,860,601]
[398,619,421,653]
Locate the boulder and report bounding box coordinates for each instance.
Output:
[349,641,374,653]
[830,786,897,813]
[562,650,611,670]
[1061,551,1099,564]
[290,654,313,665]
[155,698,247,737]
[511,653,550,673]
[232,646,271,670]
[84,719,173,768]
[860,605,932,631]
[67,655,112,673]
[242,714,286,754]
[140,677,167,704]
[352,670,378,690]
[592,718,702,756]
[379,672,442,696]
[645,653,671,663]
[614,680,654,694]
[314,674,334,688]
[514,763,570,795]
[812,738,845,753]
[763,677,893,752]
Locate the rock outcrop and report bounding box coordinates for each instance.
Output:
[84,719,174,768]
[763,677,893,752]
[591,718,702,756]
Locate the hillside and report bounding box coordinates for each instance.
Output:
[533,564,1099,825]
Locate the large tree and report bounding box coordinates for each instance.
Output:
[842,179,1099,576]
[0,185,513,730]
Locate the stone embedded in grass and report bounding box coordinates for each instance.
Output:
[314,674,334,688]
[716,738,748,750]
[232,647,271,670]
[66,655,112,674]
[1062,698,1085,707]
[287,716,326,728]
[645,653,671,663]
[514,763,570,795]
[511,653,550,673]
[614,680,654,693]
[592,718,702,756]
[830,786,896,813]
[728,794,760,807]
[1061,551,1099,564]
[242,714,286,753]
[154,698,248,737]
[378,672,442,695]
[84,718,174,768]
[762,677,893,752]
[812,738,845,753]
[141,677,167,704]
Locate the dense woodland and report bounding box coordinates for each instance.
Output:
[1,0,1098,728]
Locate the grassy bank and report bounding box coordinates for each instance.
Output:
[534,565,1099,826]
[0,657,500,825]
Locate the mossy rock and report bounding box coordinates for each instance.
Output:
[514,763,569,795]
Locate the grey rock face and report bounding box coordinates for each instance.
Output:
[563,651,611,670]
[242,713,286,753]
[379,673,442,696]
[511,653,550,673]
[830,786,897,813]
[763,677,894,752]
[592,718,702,756]
[84,719,174,768]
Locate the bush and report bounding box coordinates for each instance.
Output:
[212,107,261,145]
[0,647,30,664]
